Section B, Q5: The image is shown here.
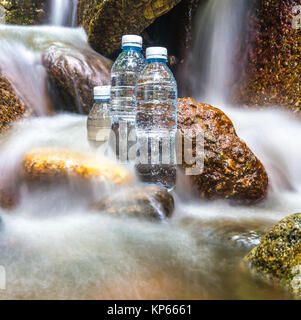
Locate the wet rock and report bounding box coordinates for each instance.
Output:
[144,0,202,69]
[233,0,301,113]
[94,185,174,220]
[0,72,31,132]
[0,0,46,25]
[177,97,268,203]
[244,213,301,296]
[22,148,133,185]
[42,44,112,114]
[0,185,16,210]
[77,0,182,56]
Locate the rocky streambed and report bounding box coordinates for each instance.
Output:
[0,0,300,300]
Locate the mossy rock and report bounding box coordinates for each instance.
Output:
[77,0,182,56]
[233,0,301,114]
[0,72,31,132]
[0,0,46,25]
[244,213,301,296]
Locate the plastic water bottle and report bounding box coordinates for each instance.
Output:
[110,35,145,161]
[87,85,112,151]
[135,47,177,191]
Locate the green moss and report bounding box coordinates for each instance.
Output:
[3,0,46,25]
[244,213,301,296]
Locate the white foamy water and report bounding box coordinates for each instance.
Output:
[0,111,299,299]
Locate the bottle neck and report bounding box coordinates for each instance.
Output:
[94,98,110,102]
[146,58,167,64]
[122,46,142,53]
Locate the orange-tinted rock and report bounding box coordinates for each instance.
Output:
[177,97,268,203]
[22,148,133,185]
[42,44,112,114]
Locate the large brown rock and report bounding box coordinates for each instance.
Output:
[77,0,182,56]
[233,0,301,113]
[0,0,46,25]
[42,44,112,114]
[177,97,268,203]
[244,213,301,296]
[94,185,174,220]
[0,72,31,132]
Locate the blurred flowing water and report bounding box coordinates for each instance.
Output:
[0,0,300,299]
[49,0,78,26]
[0,24,106,115]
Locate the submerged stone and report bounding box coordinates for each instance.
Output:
[77,0,182,56]
[94,185,174,220]
[0,184,16,210]
[244,213,301,296]
[177,97,268,203]
[42,44,112,114]
[179,217,267,250]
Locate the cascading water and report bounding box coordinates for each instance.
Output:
[0,0,300,300]
[182,0,249,104]
[0,24,107,116]
[49,0,78,27]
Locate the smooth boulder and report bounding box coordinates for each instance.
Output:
[42,44,112,114]
[77,0,182,56]
[244,213,301,296]
[177,97,268,203]
[94,185,174,220]
[22,148,133,185]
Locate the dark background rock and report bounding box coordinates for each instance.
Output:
[77,0,182,57]
[144,0,202,73]
[43,44,112,114]
[232,0,301,113]
[177,97,268,203]
[0,0,47,25]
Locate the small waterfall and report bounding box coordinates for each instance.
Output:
[49,0,78,27]
[183,0,249,105]
[0,25,93,116]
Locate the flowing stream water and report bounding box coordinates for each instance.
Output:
[49,0,78,27]
[0,0,300,299]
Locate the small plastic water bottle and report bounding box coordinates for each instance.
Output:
[110,35,145,161]
[87,85,112,152]
[135,47,178,191]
